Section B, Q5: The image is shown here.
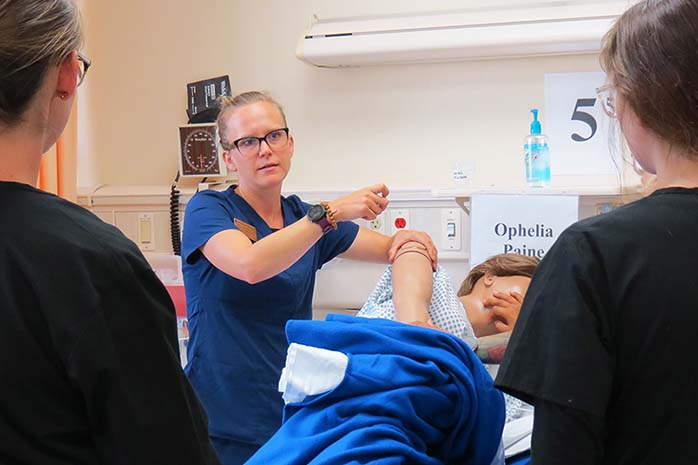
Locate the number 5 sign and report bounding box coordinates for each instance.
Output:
[545,72,620,180]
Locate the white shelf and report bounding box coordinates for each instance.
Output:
[77,184,643,209]
[431,185,644,199]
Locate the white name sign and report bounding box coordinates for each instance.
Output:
[470,194,579,266]
[545,72,620,180]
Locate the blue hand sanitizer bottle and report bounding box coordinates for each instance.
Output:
[524,109,551,187]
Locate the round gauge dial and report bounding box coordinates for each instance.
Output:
[179,125,222,176]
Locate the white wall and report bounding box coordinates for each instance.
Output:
[78,0,632,191]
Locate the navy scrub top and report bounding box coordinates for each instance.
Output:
[181,187,359,446]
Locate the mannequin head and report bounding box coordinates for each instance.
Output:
[458,254,540,337]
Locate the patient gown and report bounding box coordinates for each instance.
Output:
[245,315,505,465]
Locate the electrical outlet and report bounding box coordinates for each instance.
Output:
[390,209,411,235]
[368,214,385,234]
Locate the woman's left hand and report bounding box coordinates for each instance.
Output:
[388,230,438,270]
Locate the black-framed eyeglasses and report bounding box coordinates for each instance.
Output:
[228,128,290,157]
[77,51,91,87]
[596,84,616,118]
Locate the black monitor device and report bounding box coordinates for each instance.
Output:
[186,75,231,124]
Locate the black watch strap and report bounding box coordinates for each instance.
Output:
[307,204,334,234]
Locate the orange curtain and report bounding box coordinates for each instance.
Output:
[38,100,78,202]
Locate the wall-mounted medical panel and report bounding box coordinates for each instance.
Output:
[78,185,642,315]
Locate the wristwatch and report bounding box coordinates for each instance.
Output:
[307,204,334,234]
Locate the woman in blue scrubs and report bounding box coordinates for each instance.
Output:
[181,91,437,465]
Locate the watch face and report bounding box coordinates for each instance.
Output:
[307,204,326,222]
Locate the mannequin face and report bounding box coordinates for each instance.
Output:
[459,273,531,337]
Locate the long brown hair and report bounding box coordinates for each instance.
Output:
[457,253,540,297]
[600,0,698,158]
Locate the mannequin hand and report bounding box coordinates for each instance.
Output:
[388,230,438,270]
[408,318,447,333]
[483,291,524,332]
[328,184,389,222]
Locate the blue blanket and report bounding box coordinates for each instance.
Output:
[245,315,505,465]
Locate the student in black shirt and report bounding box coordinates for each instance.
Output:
[0,1,219,464]
[495,1,698,464]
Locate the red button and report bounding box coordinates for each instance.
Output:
[394,218,406,229]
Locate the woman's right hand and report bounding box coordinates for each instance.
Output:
[327,184,390,221]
